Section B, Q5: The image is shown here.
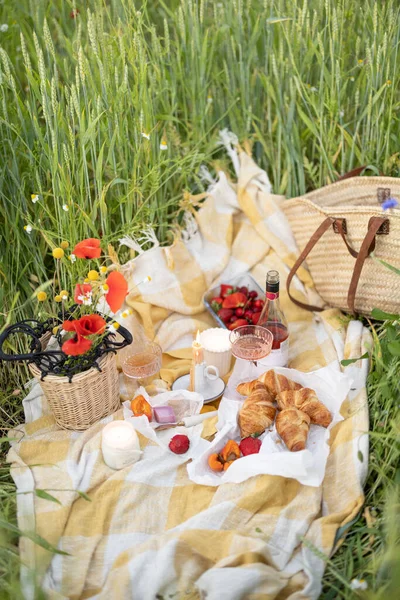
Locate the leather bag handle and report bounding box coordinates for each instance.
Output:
[286,217,334,312]
[336,165,383,181]
[287,216,388,314]
[347,216,388,314]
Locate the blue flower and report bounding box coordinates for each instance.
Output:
[382,197,398,210]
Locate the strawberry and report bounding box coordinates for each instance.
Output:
[235,307,244,317]
[228,318,248,330]
[251,312,261,324]
[239,437,262,456]
[211,297,223,312]
[169,434,190,454]
[220,284,235,298]
[253,299,264,310]
[218,308,234,323]
[222,292,247,309]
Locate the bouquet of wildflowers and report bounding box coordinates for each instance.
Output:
[35,237,131,357]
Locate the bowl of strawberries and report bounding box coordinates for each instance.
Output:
[203,273,265,330]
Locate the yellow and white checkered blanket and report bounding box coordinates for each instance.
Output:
[8,146,371,599]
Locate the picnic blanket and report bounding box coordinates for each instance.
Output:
[8,138,372,599]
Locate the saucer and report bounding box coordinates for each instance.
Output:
[172,375,226,404]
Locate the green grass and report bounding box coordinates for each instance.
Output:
[0,0,399,597]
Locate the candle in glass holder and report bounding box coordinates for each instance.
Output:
[200,328,232,377]
[101,421,141,470]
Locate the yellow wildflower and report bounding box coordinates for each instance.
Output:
[52,326,59,335]
[386,79,392,86]
[100,266,108,274]
[60,241,69,249]
[53,248,64,259]
[87,270,99,281]
[37,291,47,302]
[54,295,62,302]
[60,290,69,299]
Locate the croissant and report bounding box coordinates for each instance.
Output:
[275,408,310,452]
[258,370,303,398]
[238,383,276,438]
[276,389,332,428]
[236,379,258,396]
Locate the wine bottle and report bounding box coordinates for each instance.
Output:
[257,270,289,367]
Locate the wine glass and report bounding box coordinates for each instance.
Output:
[121,341,162,394]
[229,325,273,382]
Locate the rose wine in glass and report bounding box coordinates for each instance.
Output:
[229,325,273,383]
[122,341,162,393]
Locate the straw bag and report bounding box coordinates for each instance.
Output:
[282,172,400,316]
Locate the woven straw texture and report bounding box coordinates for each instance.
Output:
[282,177,400,315]
[29,351,120,430]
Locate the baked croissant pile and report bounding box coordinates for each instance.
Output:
[237,369,332,451]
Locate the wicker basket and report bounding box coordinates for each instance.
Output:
[29,351,120,430]
[282,176,400,316]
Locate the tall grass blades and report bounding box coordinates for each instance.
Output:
[0,0,399,325]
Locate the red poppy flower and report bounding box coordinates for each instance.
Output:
[75,314,106,336]
[62,334,92,356]
[62,319,79,332]
[74,283,92,305]
[72,238,101,259]
[105,271,128,313]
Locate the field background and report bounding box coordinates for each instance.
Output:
[0,1,399,598]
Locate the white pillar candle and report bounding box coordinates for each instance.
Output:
[200,328,232,377]
[101,421,141,470]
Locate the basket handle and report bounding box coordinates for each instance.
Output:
[0,322,44,361]
[286,216,388,314]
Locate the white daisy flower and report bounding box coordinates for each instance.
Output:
[310,86,318,92]
[0,24,9,33]
[24,225,33,234]
[108,322,120,334]
[141,132,150,140]
[350,579,368,591]
[207,95,213,104]
[160,141,168,150]
[62,204,69,212]
[31,194,39,203]
[69,253,76,263]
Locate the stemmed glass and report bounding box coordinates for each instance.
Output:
[121,341,162,394]
[229,325,273,381]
